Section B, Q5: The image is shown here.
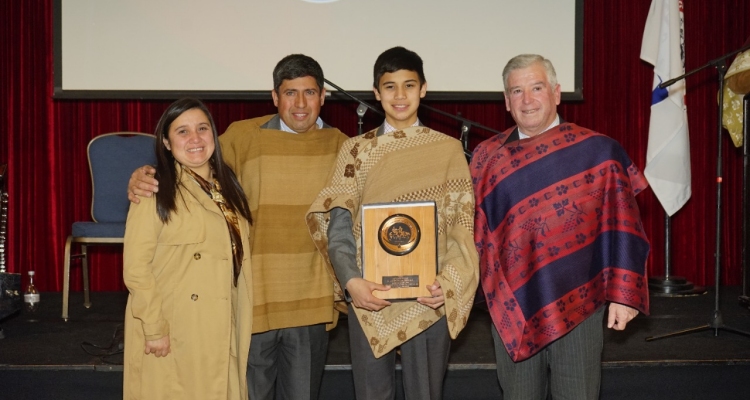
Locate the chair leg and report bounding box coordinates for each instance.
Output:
[62,236,73,321]
[82,244,91,308]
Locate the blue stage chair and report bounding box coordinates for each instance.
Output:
[62,133,156,321]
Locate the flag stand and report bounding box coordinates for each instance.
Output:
[648,214,706,297]
[647,52,750,342]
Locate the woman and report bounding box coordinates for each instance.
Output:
[123,98,253,400]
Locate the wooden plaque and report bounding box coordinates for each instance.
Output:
[361,201,437,300]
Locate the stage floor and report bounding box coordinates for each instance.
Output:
[1,287,749,399]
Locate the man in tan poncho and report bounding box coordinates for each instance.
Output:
[306,47,479,400]
[129,55,349,400]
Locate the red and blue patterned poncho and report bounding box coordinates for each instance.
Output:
[470,122,650,362]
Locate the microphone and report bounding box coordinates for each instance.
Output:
[356,103,368,117]
[356,103,368,135]
[460,120,472,161]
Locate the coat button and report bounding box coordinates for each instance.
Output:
[191,294,198,301]
[193,253,201,260]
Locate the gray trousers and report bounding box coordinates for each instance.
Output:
[247,324,329,400]
[348,303,451,400]
[492,306,606,400]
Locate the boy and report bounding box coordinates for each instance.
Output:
[306,47,479,399]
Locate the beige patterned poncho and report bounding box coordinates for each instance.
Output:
[306,126,479,357]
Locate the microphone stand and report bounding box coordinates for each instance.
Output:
[324,79,383,136]
[740,94,750,310]
[416,103,505,161]
[419,103,502,161]
[646,44,750,342]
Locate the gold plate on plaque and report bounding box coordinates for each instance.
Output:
[378,213,421,256]
[361,201,437,300]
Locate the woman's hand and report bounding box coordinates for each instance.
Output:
[145,335,171,357]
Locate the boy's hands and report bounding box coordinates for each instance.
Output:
[346,277,391,311]
[417,280,444,309]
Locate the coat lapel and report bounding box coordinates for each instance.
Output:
[177,167,224,217]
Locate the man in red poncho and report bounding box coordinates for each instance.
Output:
[470,54,650,400]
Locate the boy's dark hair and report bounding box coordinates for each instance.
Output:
[373,46,426,89]
[272,54,324,93]
[153,98,251,225]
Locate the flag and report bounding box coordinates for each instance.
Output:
[640,0,691,216]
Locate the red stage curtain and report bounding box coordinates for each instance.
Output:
[1,1,749,292]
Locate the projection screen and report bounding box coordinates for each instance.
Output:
[54,0,583,101]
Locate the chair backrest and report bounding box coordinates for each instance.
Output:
[88,132,156,223]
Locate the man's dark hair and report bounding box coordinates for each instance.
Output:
[373,46,426,89]
[272,54,324,93]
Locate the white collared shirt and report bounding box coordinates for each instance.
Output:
[383,119,421,135]
[518,115,560,140]
[279,117,324,134]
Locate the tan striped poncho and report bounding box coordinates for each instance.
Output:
[220,115,349,333]
[306,126,479,357]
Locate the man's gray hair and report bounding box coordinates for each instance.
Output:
[502,54,558,92]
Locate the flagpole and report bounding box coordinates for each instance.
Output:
[640,0,696,298]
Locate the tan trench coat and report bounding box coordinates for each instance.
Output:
[123,169,253,400]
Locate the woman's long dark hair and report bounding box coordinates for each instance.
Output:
[153,98,251,224]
